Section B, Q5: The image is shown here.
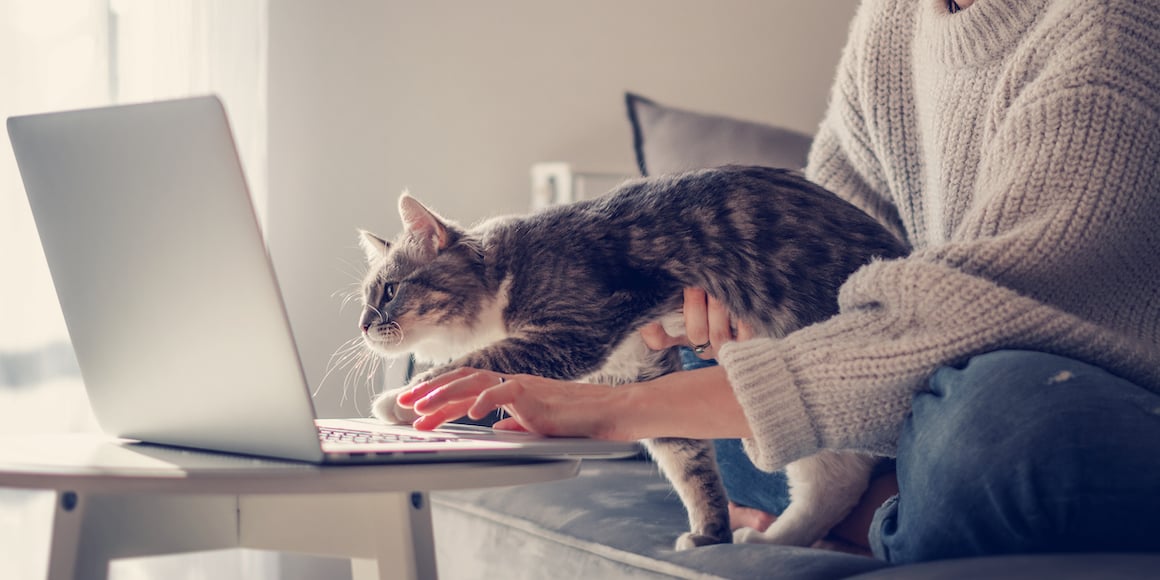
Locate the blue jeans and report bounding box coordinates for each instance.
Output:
[697,349,1160,563]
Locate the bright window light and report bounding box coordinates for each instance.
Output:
[0,0,267,433]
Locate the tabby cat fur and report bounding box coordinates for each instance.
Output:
[357,165,908,549]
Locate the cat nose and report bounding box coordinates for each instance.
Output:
[359,309,380,333]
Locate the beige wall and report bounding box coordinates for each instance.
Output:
[267,1,861,418]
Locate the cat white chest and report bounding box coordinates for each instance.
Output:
[411,277,512,364]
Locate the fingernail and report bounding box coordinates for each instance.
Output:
[413,396,431,413]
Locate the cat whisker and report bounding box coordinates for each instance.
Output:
[335,257,371,286]
[341,347,382,413]
[330,280,360,298]
[316,336,369,397]
[342,293,362,311]
[355,354,382,415]
[385,321,405,346]
[332,282,364,313]
[336,256,365,276]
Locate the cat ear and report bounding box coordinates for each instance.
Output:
[398,192,450,250]
[358,229,390,262]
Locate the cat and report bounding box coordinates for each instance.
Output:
[356,165,908,550]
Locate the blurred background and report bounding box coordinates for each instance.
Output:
[0,0,858,438]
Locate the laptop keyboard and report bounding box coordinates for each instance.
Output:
[318,426,461,445]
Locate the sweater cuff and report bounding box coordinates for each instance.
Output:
[718,339,820,472]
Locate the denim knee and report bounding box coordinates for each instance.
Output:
[873,350,1160,563]
[714,438,791,515]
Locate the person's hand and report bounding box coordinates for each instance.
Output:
[401,364,751,441]
[397,368,631,439]
[640,288,755,358]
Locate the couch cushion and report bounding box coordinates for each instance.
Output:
[625,93,813,177]
[431,458,889,579]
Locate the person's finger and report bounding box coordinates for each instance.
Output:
[703,294,734,358]
[467,377,526,420]
[411,373,511,430]
[707,295,734,344]
[398,366,477,407]
[735,318,757,342]
[683,287,710,347]
[412,370,505,414]
[640,321,686,350]
[492,417,530,432]
[412,404,471,430]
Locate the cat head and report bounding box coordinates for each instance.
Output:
[357,193,493,362]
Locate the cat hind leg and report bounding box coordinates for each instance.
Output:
[733,450,875,547]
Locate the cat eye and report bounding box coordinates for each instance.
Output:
[383,283,397,302]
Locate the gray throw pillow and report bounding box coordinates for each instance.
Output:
[625,92,813,176]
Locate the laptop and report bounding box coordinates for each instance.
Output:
[7,96,638,464]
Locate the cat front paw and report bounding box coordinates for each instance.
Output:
[674,531,731,551]
[371,386,420,425]
[408,368,437,386]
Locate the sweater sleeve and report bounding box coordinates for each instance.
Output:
[718,12,1160,472]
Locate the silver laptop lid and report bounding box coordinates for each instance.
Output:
[8,96,325,462]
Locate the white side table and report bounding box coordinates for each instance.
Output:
[0,433,579,580]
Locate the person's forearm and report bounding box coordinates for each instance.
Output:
[618,365,753,441]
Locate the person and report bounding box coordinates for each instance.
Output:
[399,0,1160,564]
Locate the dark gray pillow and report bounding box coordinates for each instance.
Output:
[625,92,813,177]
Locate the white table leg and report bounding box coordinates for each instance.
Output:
[45,491,83,580]
[239,491,437,580]
[49,491,239,580]
[30,490,437,579]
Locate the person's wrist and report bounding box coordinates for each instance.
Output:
[601,384,650,441]
[611,378,686,441]
[596,366,745,441]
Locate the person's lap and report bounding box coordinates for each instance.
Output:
[872,349,1160,562]
[696,348,1160,563]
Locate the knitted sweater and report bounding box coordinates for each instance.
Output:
[717,0,1160,471]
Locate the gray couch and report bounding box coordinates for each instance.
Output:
[423,96,1159,578]
[430,457,1160,579]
